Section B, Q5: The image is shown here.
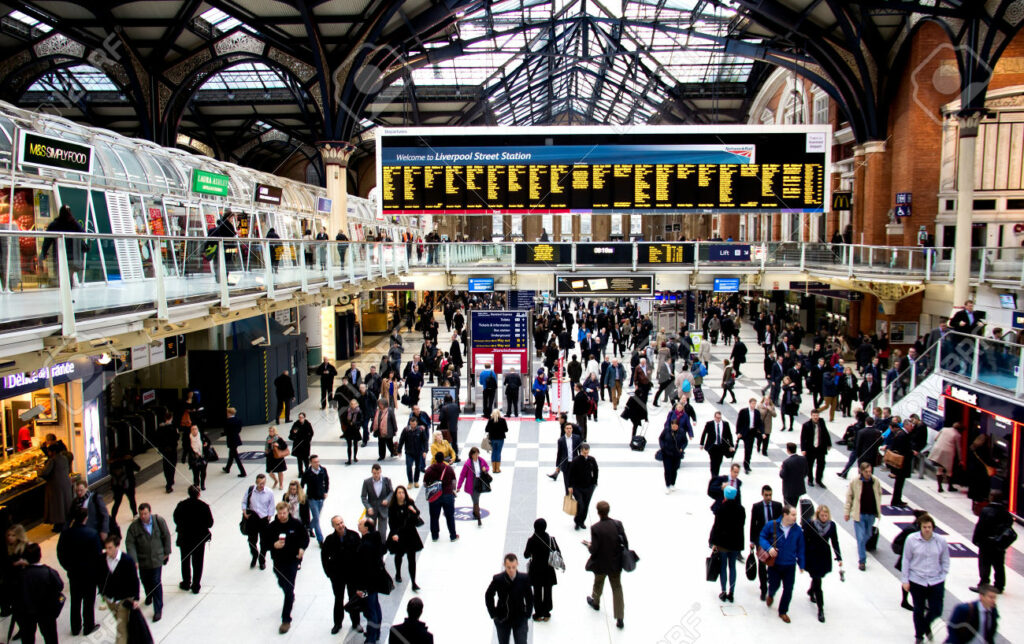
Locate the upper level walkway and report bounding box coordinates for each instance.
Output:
[1,233,1018,370]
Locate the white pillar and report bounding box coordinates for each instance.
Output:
[953,113,982,306]
[319,142,357,237]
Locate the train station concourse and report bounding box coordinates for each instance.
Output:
[0,1,1023,643]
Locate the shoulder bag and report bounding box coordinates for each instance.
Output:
[272,441,290,460]
[239,485,254,535]
[547,536,566,571]
[756,522,778,567]
[616,520,639,572]
[882,449,904,470]
[481,436,492,452]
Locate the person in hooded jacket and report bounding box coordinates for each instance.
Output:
[710,485,746,602]
[524,519,560,621]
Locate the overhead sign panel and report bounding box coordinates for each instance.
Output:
[254,183,283,205]
[468,278,494,293]
[555,274,653,297]
[18,130,94,174]
[378,125,830,215]
[191,169,231,196]
[713,278,741,292]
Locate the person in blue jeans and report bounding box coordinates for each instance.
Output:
[423,452,459,542]
[299,455,329,544]
[759,504,806,623]
[398,419,428,488]
[843,461,881,570]
[485,409,509,473]
[710,485,746,602]
[355,517,386,643]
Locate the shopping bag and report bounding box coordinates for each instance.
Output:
[562,494,578,516]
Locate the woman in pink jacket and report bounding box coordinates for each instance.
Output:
[457,447,491,526]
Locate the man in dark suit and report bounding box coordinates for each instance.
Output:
[98,535,140,642]
[779,443,808,507]
[750,485,784,601]
[887,424,915,507]
[484,554,534,644]
[633,358,651,400]
[946,585,999,644]
[699,411,733,477]
[390,597,434,643]
[949,300,983,335]
[172,486,214,594]
[321,515,363,635]
[274,370,295,423]
[838,418,882,478]
[572,383,590,441]
[735,398,764,474]
[57,507,102,636]
[800,410,832,487]
[359,465,394,543]
[315,358,338,410]
[503,371,523,417]
[770,356,785,404]
[221,407,246,477]
[584,501,627,629]
[709,463,743,513]
[549,422,582,494]
[568,445,599,531]
[439,395,461,461]
[858,373,881,407]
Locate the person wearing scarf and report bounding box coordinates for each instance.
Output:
[802,504,843,623]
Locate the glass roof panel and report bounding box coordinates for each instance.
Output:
[6,10,52,33]
[27,64,119,93]
[199,62,287,91]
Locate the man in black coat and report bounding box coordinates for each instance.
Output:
[364,366,382,398]
[699,411,733,477]
[970,498,1015,594]
[887,425,915,507]
[274,370,295,423]
[572,383,590,441]
[157,414,179,492]
[799,410,832,487]
[172,485,214,594]
[322,515,363,635]
[858,373,881,407]
[485,554,533,644]
[264,501,309,634]
[949,300,983,335]
[750,486,784,601]
[355,518,388,643]
[357,384,378,447]
[568,445,599,531]
[549,422,583,494]
[770,356,785,404]
[98,535,141,643]
[16,543,64,644]
[221,407,246,477]
[315,358,338,410]
[57,507,102,636]
[735,398,764,474]
[289,413,315,477]
[439,396,461,461]
[839,418,882,478]
[390,597,433,643]
[779,442,808,507]
[730,339,747,376]
[504,371,522,417]
[584,501,627,629]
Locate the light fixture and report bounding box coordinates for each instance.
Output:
[251,336,267,346]
[97,353,112,365]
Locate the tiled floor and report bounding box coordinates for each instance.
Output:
[26,319,1024,643]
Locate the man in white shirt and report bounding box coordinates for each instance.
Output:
[901,514,950,642]
[242,474,277,569]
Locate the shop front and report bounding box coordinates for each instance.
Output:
[0,357,106,524]
[941,380,1023,518]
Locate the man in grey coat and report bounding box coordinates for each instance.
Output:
[124,503,171,622]
[359,464,394,544]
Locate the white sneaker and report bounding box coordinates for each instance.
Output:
[665,488,672,494]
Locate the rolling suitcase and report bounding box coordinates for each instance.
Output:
[693,384,705,403]
[629,426,647,451]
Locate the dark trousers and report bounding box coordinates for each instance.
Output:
[767,564,795,615]
[892,472,908,505]
[16,615,57,644]
[223,446,246,474]
[494,617,529,644]
[276,397,292,423]
[573,485,595,528]
[378,435,397,460]
[139,567,163,614]
[708,446,724,477]
[190,462,207,488]
[320,380,333,409]
[756,432,768,456]
[180,541,206,590]
[559,463,572,495]
[577,416,588,442]
[428,494,457,539]
[295,454,310,477]
[111,486,137,519]
[978,546,1006,590]
[159,448,176,491]
[506,394,520,417]
[653,380,673,405]
[740,437,755,471]
[534,392,548,419]
[395,551,417,582]
[330,577,360,628]
[756,560,769,596]
[405,453,424,483]
[806,449,826,483]
[532,582,553,618]
[482,389,496,416]
[68,574,96,634]
[663,456,681,487]
[274,561,299,623]
[908,581,944,638]
[719,383,737,404]
[246,515,269,563]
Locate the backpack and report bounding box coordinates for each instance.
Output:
[485,374,497,391]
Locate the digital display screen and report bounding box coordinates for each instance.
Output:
[470,311,528,349]
[378,126,829,214]
[555,274,654,296]
[639,243,695,264]
[515,243,568,264]
[468,278,494,293]
[999,294,1016,309]
[714,278,741,293]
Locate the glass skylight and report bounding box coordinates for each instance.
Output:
[27,64,118,93]
[6,10,52,33]
[198,7,242,33]
[200,62,287,91]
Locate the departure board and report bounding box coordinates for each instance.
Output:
[378,126,830,214]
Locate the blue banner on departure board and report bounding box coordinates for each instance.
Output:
[471,311,528,349]
[707,244,751,261]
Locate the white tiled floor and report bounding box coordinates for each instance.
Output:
[25,321,1024,643]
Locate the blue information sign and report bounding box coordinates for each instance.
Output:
[1013,310,1024,330]
[510,290,536,310]
[707,244,751,261]
[468,278,494,293]
[713,278,740,293]
[471,311,528,349]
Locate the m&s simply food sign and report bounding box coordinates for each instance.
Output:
[18,130,94,174]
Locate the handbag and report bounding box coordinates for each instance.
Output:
[546,536,566,572]
[756,522,778,567]
[272,443,290,460]
[706,550,721,582]
[204,446,219,462]
[882,450,904,470]
[616,521,638,572]
[990,524,1018,549]
[239,485,254,535]
[745,552,757,580]
[481,436,492,452]
[562,494,578,516]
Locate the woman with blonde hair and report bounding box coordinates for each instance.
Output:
[802,504,843,623]
[282,480,310,535]
[484,409,509,473]
[429,431,455,465]
[265,426,288,490]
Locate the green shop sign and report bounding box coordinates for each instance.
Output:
[191,168,231,196]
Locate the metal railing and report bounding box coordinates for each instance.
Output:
[869,330,1024,409]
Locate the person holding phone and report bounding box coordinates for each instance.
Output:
[264,501,309,634]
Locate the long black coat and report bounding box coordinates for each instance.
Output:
[172,497,214,550]
[802,520,842,578]
[387,501,424,555]
[289,419,314,458]
[524,533,559,586]
[709,500,746,552]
